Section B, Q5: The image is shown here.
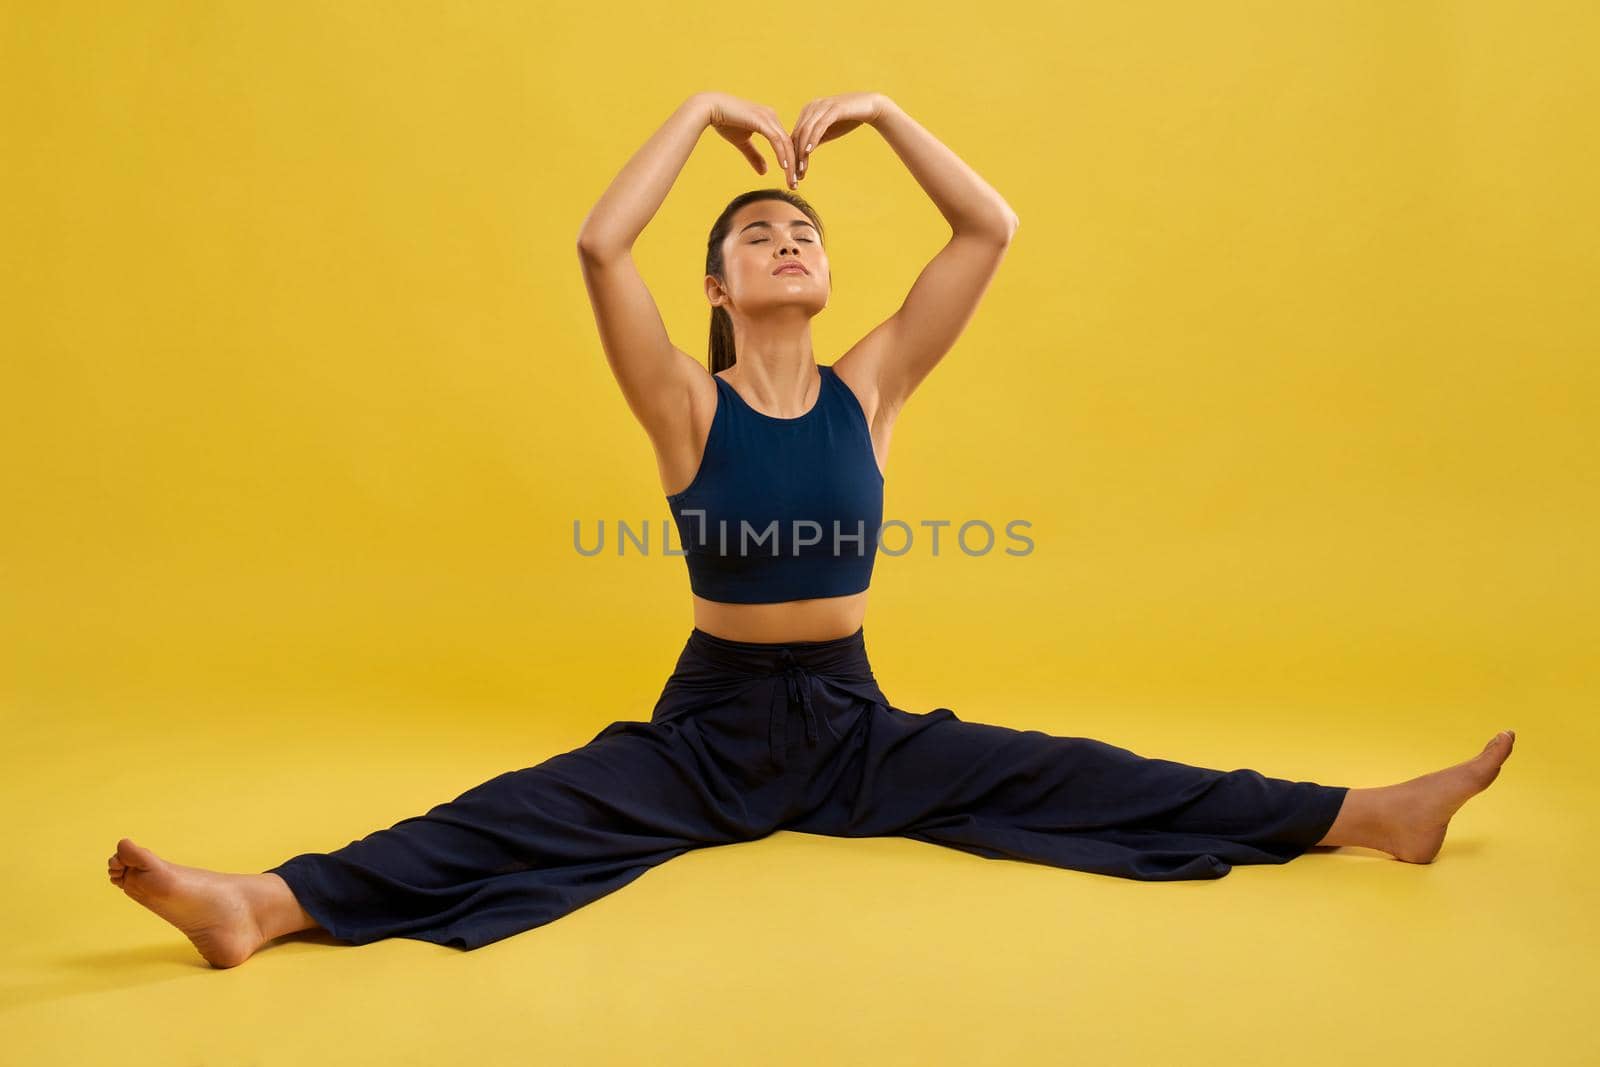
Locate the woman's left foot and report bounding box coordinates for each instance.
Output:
[1377,730,1516,863]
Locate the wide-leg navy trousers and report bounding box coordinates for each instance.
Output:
[264,626,1349,951]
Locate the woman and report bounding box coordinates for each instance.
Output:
[108,91,1516,968]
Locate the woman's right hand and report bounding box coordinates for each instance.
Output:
[703,93,798,189]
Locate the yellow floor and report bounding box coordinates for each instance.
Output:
[4,673,1589,1066]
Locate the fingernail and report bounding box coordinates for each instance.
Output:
[805,143,812,151]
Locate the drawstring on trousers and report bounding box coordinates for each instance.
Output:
[769,647,839,770]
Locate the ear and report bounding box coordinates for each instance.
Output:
[704,274,727,306]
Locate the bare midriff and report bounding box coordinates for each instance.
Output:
[690,589,869,644]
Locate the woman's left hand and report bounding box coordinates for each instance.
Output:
[789,93,887,183]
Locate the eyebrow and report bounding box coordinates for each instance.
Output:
[739,219,818,235]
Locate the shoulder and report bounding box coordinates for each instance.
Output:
[685,361,722,436]
[654,352,721,486]
[829,328,897,429]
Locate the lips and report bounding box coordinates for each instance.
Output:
[773,264,808,275]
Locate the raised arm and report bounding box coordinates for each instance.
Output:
[576,93,796,448]
[576,94,719,445]
[819,94,1020,420]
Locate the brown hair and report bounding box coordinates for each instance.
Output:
[705,188,827,373]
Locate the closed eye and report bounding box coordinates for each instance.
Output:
[751,238,814,243]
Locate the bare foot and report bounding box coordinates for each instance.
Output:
[107,838,267,968]
[1373,730,1517,863]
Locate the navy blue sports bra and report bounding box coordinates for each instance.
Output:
[666,363,885,603]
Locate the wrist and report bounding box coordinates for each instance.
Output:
[868,93,898,127]
[687,92,719,126]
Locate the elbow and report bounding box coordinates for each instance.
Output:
[575,233,609,263]
[576,230,628,263]
[956,214,1019,246]
[969,211,1019,244]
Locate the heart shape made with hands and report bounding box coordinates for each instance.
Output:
[709,92,886,190]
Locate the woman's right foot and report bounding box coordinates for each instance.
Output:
[107,838,268,968]
[1375,729,1517,863]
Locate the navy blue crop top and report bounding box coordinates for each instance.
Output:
[666,363,885,603]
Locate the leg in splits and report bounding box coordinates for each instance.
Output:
[108,625,1518,967]
[788,704,1347,878]
[107,696,798,965]
[786,702,1516,876]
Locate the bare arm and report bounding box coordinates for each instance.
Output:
[576,93,801,452]
[833,95,1021,416]
[577,93,715,258]
[574,94,719,445]
[869,95,1019,240]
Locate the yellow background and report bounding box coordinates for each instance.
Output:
[3,1,1595,1063]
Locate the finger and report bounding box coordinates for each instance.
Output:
[742,141,766,174]
[790,104,816,179]
[797,107,834,178]
[755,108,793,186]
[762,125,795,188]
[755,107,793,184]
[801,112,826,180]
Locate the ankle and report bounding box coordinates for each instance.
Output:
[248,873,320,942]
[1314,785,1393,850]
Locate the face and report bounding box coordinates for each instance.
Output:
[708,202,830,319]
